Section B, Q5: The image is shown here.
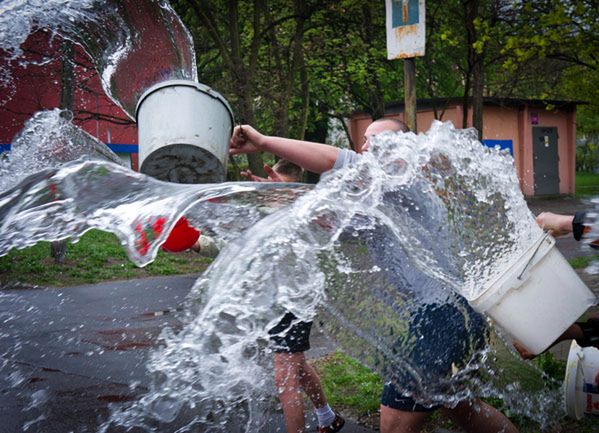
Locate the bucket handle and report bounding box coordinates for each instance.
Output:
[517,231,550,280]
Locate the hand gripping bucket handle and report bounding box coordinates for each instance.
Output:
[516,231,551,280]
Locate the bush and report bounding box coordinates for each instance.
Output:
[576,137,599,173]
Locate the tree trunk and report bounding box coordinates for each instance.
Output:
[472,53,484,140]
[237,94,264,175]
[362,3,386,120]
[469,0,484,140]
[462,0,479,129]
[461,78,470,129]
[304,102,329,184]
[229,0,264,175]
[52,39,74,265]
[297,53,309,140]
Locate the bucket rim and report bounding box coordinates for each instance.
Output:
[468,231,554,309]
[564,340,584,420]
[135,79,235,125]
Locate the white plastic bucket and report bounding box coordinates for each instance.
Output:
[469,232,596,355]
[136,80,234,184]
[565,340,599,419]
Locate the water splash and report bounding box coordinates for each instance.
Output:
[0,121,567,431]
[96,122,558,431]
[0,109,123,192]
[1,0,195,117]
[0,158,309,266]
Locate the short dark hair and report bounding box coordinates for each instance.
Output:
[374,118,410,132]
[273,159,304,182]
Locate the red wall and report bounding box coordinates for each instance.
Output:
[0,30,139,170]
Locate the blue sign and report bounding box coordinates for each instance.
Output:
[0,143,139,154]
[482,139,513,156]
[392,0,420,27]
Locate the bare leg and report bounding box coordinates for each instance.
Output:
[298,356,327,409]
[274,352,307,433]
[441,399,518,433]
[380,404,429,433]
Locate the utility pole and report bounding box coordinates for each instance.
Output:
[403,57,417,131]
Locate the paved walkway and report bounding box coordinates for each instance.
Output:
[0,275,378,433]
[0,276,196,433]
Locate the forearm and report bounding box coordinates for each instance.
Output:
[556,323,584,344]
[260,136,339,174]
[535,212,575,237]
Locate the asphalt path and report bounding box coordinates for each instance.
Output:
[0,275,374,433]
[0,276,194,433]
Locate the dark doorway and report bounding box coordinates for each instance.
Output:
[533,126,559,196]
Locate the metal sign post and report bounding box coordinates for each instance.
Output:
[385,0,425,132]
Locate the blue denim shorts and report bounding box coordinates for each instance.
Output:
[380,302,486,412]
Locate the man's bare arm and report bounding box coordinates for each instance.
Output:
[230,125,339,174]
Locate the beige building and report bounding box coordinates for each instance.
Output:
[349,97,580,197]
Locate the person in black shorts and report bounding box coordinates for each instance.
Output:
[269,312,344,433]
[245,160,344,433]
[362,178,515,433]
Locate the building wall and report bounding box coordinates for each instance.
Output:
[349,102,577,197]
[0,31,139,170]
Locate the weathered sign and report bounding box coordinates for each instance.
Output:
[385,0,426,59]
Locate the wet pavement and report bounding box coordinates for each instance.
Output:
[0,276,375,433]
[0,276,194,433]
[0,197,597,432]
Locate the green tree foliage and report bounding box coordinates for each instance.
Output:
[172,0,598,148]
[304,2,403,121]
[497,0,599,134]
[576,138,599,173]
[172,0,320,174]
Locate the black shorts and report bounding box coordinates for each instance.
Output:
[381,383,439,412]
[380,302,486,413]
[268,312,312,353]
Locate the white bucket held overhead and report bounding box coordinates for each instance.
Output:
[469,232,597,355]
[565,340,599,419]
[136,80,234,184]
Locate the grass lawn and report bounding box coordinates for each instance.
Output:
[570,254,599,269]
[576,172,599,198]
[0,229,212,287]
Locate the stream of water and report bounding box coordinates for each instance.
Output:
[1,0,195,118]
[0,120,571,431]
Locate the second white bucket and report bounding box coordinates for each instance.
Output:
[469,232,596,355]
[136,80,234,184]
[564,340,599,419]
